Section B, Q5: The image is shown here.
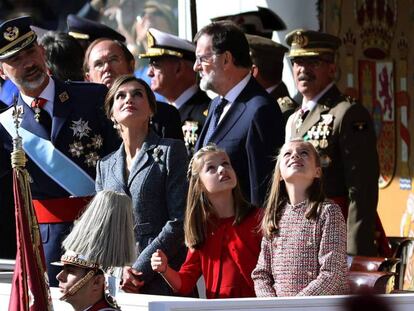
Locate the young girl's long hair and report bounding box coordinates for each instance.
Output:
[262,139,325,238]
[184,145,251,249]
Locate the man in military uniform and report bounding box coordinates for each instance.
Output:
[139,28,210,155]
[285,29,379,256]
[0,16,120,284]
[247,34,297,126]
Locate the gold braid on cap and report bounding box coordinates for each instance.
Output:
[59,269,98,301]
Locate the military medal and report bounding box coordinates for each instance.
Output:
[182,121,199,153]
[33,106,41,122]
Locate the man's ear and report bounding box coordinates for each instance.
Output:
[128,59,135,73]
[251,64,259,78]
[0,63,7,80]
[84,71,91,82]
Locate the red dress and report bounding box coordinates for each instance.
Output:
[177,208,262,298]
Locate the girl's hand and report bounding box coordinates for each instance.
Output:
[120,266,144,293]
[151,249,168,273]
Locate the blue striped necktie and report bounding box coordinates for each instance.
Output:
[203,97,228,146]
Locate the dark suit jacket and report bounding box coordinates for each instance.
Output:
[0,79,120,284]
[178,88,210,154]
[288,84,379,256]
[96,130,188,295]
[196,77,284,206]
[152,101,184,140]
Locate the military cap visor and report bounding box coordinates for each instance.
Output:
[0,16,37,60]
[51,250,101,271]
[67,14,126,43]
[139,28,195,61]
[285,29,341,59]
[246,34,288,62]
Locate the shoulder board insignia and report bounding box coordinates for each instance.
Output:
[277,96,295,108]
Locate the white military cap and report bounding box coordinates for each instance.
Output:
[139,28,195,61]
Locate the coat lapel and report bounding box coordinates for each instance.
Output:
[210,100,245,143]
[51,80,73,143]
[127,131,160,187]
[109,145,129,190]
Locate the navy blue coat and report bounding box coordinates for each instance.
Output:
[0,79,120,285]
[196,77,285,206]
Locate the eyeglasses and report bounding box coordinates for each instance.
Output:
[291,57,331,68]
[92,55,121,71]
[194,53,220,65]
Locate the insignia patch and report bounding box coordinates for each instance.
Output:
[84,152,100,167]
[353,121,367,131]
[277,96,295,109]
[87,134,103,149]
[203,109,208,117]
[69,141,84,157]
[292,31,308,48]
[59,91,69,103]
[4,26,19,41]
[70,118,91,139]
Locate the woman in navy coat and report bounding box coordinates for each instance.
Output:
[95,75,188,295]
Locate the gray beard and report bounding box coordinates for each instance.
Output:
[12,71,48,92]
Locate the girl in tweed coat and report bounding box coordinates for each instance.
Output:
[151,145,262,298]
[252,139,349,296]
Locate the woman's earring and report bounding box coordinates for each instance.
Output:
[112,118,119,130]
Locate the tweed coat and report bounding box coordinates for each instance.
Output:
[196,77,285,206]
[252,200,349,297]
[95,130,188,295]
[286,84,379,256]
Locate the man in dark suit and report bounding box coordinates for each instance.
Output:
[83,37,183,140]
[139,28,210,155]
[194,21,284,206]
[246,34,297,127]
[0,16,120,284]
[285,29,380,256]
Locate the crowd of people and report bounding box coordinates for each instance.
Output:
[0,3,382,310]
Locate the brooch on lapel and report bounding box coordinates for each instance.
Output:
[152,146,163,163]
[59,91,69,103]
[70,118,91,139]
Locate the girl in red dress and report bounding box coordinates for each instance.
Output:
[151,144,262,298]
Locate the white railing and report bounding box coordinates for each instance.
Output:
[1,283,414,311]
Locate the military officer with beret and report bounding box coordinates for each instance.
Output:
[246,34,297,126]
[0,16,120,285]
[285,29,380,256]
[140,28,210,155]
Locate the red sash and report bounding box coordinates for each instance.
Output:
[33,196,92,223]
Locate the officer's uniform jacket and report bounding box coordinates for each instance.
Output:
[286,84,379,255]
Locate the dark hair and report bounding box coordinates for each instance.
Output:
[194,21,252,68]
[250,48,283,82]
[39,31,84,81]
[83,38,134,73]
[104,75,156,119]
